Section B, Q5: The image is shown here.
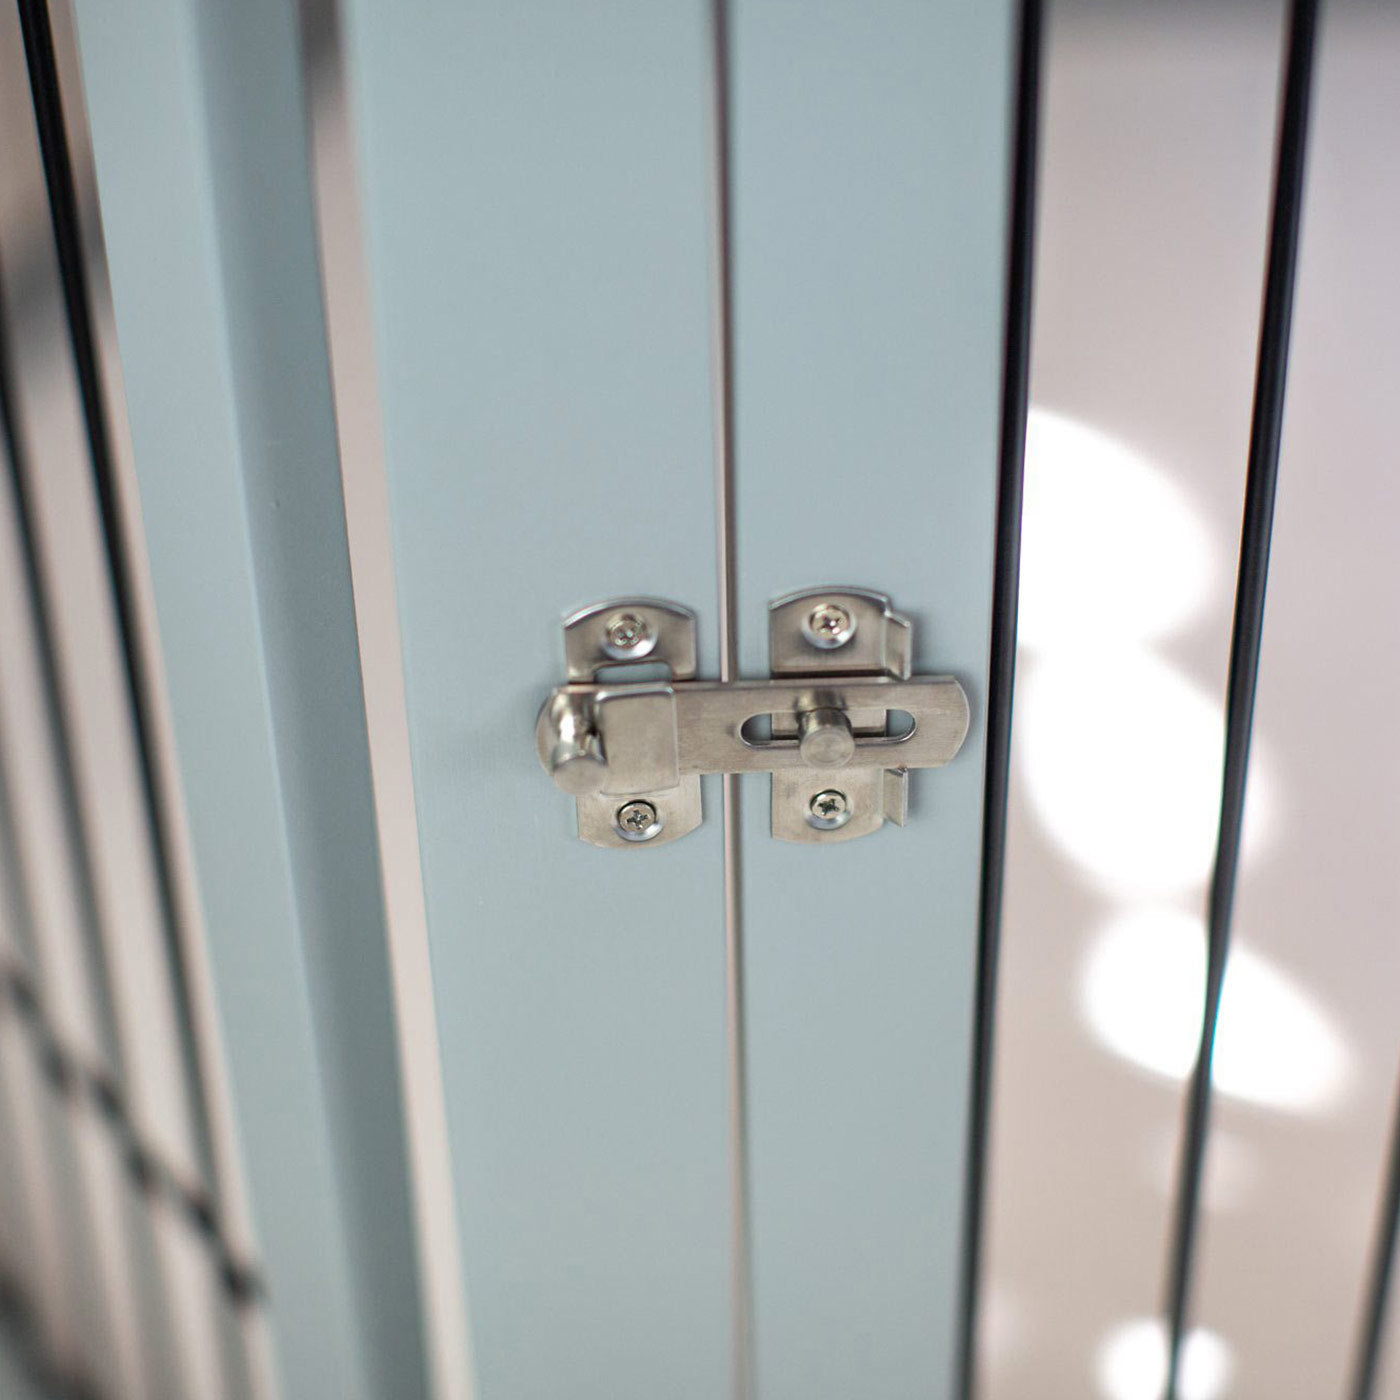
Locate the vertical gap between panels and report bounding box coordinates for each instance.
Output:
[1159,1,1320,1395]
[706,3,752,1398]
[294,2,476,1398]
[956,0,1043,1396]
[1348,1063,1400,1400]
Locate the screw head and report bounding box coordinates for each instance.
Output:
[803,602,856,650]
[806,789,852,831]
[615,799,663,842]
[602,611,655,660]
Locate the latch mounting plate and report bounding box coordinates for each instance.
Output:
[535,588,968,847]
[768,587,915,844]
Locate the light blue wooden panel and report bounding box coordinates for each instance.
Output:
[729,3,1014,1397]
[339,3,732,1396]
[67,0,425,1395]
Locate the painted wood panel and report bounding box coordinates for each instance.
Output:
[339,3,733,1396]
[729,4,1015,1396]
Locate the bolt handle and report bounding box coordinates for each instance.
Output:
[542,694,607,794]
[797,707,856,768]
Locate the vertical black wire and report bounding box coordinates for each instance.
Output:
[0,249,121,1071]
[1347,1064,1400,1400]
[954,1,1042,1395]
[1160,2,1319,1394]
[14,0,220,1193]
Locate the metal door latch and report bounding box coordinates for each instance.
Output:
[534,587,969,848]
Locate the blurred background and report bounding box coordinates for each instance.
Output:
[986,2,1400,1396]
[1,0,1398,1398]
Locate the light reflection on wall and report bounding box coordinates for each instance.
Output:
[1018,411,1217,653]
[1019,651,1243,899]
[1014,406,1355,1395]
[1018,407,1347,1118]
[1095,1317,1232,1400]
[1084,908,1351,1114]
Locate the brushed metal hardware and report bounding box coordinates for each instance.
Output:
[536,589,969,847]
[615,799,663,842]
[803,601,856,650]
[768,587,948,844]
[807,789,852,831]
[602,610,655,659]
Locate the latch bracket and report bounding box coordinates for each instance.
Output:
[535,589,969,848]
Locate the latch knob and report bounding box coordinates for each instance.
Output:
[796,707,856,768]
[542,694,606,794]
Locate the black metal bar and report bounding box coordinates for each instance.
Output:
[14,0,220,1192]
[1160,2,1320,1394]
[1347,1064,1400,1400]
[955,0,1042,1395]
